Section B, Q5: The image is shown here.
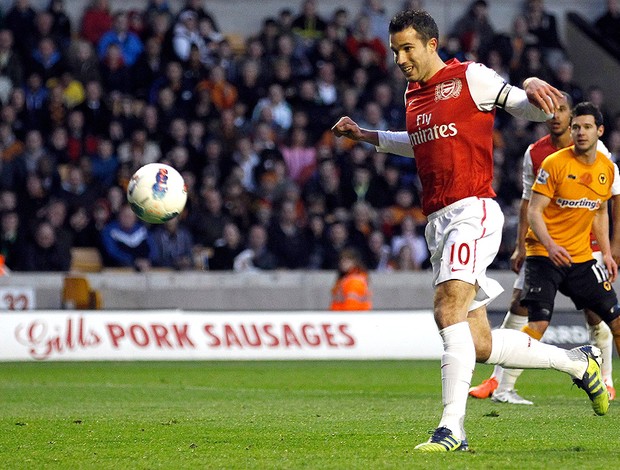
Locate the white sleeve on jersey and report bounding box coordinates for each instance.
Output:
[521,145,535,200]
[375,130,415,158]
[465,62,552,122]
[595,140,620,196]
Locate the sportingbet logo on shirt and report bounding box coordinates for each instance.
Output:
[555,197,601,210]
[536,168,549,185]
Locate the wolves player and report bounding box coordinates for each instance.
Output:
[470,93,618,404]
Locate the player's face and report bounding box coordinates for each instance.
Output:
[390,27,437,83]
[546,97,571,137]
[570,115,603,154]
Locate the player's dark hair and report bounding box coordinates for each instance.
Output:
[560,91,573,108]
[572,101,604,127]
[389,10,438,43]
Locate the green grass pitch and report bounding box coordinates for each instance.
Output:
[1,360,618,469]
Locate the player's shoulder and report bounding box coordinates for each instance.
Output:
[530,134,552,150]
[541,146,572,167]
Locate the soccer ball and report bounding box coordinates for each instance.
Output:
[127,163,187,224]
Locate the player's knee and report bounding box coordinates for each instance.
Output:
[526,301,553,323]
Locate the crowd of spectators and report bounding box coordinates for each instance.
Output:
[0,0,619,273]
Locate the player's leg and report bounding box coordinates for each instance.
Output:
[476,257,608,415]
[415,198,502,452]
[588,251,615,398]
[469,284,529,401]
[584,309,615,399]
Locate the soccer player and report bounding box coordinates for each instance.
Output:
[470,94,618,404]
[332,9,608,452]
[519,101,620,406]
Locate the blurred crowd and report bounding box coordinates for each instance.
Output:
[0,0,619,273]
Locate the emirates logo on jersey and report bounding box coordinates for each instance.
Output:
[434,78,462,102]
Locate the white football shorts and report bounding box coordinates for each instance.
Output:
[425,197,504,312]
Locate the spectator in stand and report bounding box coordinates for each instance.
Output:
[252,83,293,134]
[505,15,539,83]
[97,11,144,67]
[0,210,24,270]
[450,0,495,60]
[551,59,584,106]
[29,37,66,83]
[188,187,229,251]
[76,80,111,137]
[58,165,101,213]
[523,0,565,68]
[99,43,132,94]
[365,229,391,271]
[179,0,220,32]
[291,0,327,49]
[41,198,72,254]
[48,0,72,51]
[67,39,101,85]
[4,0,37,65]
[67,204,100,251]
[345,14,388,73]
[0,122,24,172]
[587,85,613,134]
[268,199,309,268]
[330,247,372,310]
[607,129,620,163]
[595,0,620,48]
[172,9,209,65]
[0,29,24,105]
[18,173,49,222]
[233,223,278,271]
[208,221,244,270]
[195,64,237,113]
[100,203,155,271]
[281,127,316,187]
[511,44,552,86]
[18,219,71,272]
[81,0,113,46]
[151,216,194,270]
[362,0,390,49]
[322,220,351,270]
[390,215,428,271]
[90,137,119,189]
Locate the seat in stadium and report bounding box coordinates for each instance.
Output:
[62,276,103,310]
[70,247,103,273]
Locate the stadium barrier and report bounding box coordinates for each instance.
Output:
[0,309,595,362]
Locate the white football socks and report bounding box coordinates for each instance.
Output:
[438,322,475,440]
[490,312,529,386]
[486,328,587,379]
[589,321,613,384]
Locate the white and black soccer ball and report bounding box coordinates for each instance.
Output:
[126,163,187,224]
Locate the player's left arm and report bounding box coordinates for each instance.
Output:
[466,63,561,121]
[592,199,618,282]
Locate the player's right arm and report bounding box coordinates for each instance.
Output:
[527,191,573,267]
[510,198,529,273]
[331,117,415,158]
[511,146,536,273]
[331,116,379,146]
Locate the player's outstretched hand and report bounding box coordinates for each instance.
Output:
[523,77,564,115]
[331,116,364,141]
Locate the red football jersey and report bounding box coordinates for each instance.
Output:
[405,59,496,215]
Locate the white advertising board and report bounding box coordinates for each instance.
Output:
[0,310,443,361]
